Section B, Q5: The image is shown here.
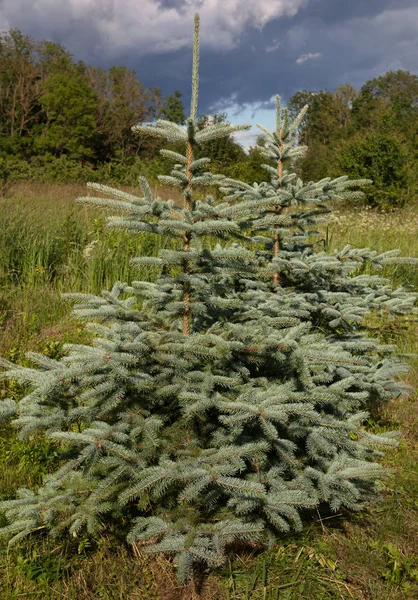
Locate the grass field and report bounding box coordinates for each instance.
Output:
[0,182,417,599]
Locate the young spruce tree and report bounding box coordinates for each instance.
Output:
[0,15,417,583]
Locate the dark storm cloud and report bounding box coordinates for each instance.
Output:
[156,0,205,10]
[300,0,418,26]
[205,0,418,115]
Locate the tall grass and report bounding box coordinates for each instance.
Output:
[0,182,183,291]
[326,204,418,288]
[0,182,181,358]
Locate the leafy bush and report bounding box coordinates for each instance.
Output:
[337,132,411,208]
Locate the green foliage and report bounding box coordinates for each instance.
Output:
[101,65,159,160]
[351,70,418,134]
[0,427,60,494]
[378,542,418,586]
[0,155,91,185]
[0,154,177,187]
[1,398,417,599]
[0,191,165,295]
[162,90,186,125]
[337,132,410,207]
[0,27,164,167]
[213,146,270,184]
[35,73,98,161]
[195,113,248,169]
[289,71,418,207]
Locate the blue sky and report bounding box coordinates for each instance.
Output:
[1,0,417,147]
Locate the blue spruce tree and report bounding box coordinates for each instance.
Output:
[0,15,416,584]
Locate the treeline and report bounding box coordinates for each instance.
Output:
[0,28,169,184]
[0,29,174,162]
[0,28,267,190]
[0,28,417,206]
[289,72,418,207]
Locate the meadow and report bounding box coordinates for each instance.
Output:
[0,182,417,599]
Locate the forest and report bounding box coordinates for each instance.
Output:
[0,28,418,208]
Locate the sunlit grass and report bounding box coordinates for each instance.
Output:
[0,182,181,358]
[326,204,418,288]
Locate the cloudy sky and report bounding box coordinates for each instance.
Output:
[1,0,417,146]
